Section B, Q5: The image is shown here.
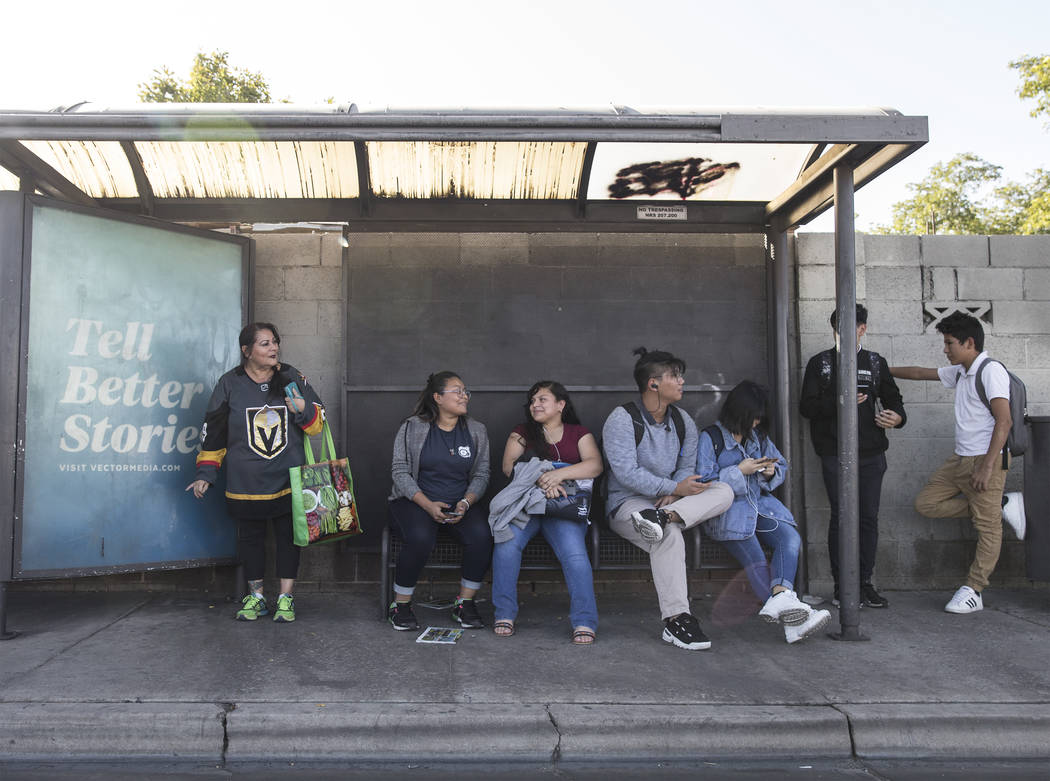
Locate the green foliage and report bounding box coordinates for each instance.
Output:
[138,51,272,103]
[880,55,1049,235]
[876,154,1003,234]
[1011,54,1050,126]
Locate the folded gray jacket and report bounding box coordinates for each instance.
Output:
[487,458,552,543]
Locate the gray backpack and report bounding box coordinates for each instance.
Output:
[972,357,1028,467]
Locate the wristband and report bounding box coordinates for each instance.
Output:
[458,498,470,510]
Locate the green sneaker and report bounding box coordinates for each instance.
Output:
[273,594,296,623]
[235,594,268,621]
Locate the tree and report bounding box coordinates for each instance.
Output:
[878,154,1003,234]
[1011,54,1050,127]
[138,51,272,103]
[878,54,1049,235]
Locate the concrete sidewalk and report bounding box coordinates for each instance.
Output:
[1,586,1049,765]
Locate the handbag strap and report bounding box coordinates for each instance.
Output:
[302,430,318,465]
[303,418,336,464]
[322,420,337,461]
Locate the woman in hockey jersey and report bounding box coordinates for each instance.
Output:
[387,371,491,632]
[696,381,831,644]
[187,322,325,623]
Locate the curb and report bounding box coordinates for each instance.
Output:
[4,701,1050,763]
[551,704,853,760]
[226,702,556,762]
[0,702,226,762]
[843,703,1050,759]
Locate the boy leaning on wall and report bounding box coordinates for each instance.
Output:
[890,311,1021,614]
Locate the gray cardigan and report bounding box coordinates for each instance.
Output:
[389,415,490,502]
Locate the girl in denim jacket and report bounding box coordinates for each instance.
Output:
[697,381,830,644]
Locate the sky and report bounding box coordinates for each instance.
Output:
[2,0,1048,232]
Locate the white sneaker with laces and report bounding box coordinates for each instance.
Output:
[784,609,830,644]
[759,590,810,626]
[944,585,983,614]
[1002,492,1026,540]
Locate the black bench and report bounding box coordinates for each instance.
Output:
[378,520,736,619]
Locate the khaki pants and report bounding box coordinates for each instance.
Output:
[914,454,1009,592]
[610,483,734,619]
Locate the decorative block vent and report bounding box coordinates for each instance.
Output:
[923,302,991,333]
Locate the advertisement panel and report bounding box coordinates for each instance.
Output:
[7,196,249,577]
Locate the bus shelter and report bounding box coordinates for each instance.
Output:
[0,105,928,640]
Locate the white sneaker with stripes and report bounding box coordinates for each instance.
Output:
[944,585,983,614]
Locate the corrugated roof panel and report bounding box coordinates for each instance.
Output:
[22,141,138,198]
[134,141,359,199]
[0,165,19,191]
[367,142,586,199]
[587,142,816,201]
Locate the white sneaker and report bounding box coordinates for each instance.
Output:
[784,609,830,644]
[1002,492,1026,540]
[944,585,983,614]
[759,590,810,626]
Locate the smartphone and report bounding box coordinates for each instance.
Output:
[284,381,302,401]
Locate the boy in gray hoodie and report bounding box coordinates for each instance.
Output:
[604,348,733,650]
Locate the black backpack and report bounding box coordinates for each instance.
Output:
[972,357,1028,468]
[622,401,685,451]
[701,424,726,461]
[817,348,881,395]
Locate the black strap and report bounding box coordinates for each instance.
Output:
[701,424,725,460]
[623,402,685,449]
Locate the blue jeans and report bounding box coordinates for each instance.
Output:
[491,516,598,629]
[721,516,801,601]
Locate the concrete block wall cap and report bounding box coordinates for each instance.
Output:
[842,703,1050,760]
[225,702,557,762]
[0,702,226,762]
[550,704,852,760]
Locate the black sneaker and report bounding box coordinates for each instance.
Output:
[631,508,671,543]
[388,600,419,631]
[661,612,711,651]
[860,583,889,608]
[452,598,484,629]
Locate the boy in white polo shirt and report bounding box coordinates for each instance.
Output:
[891,312,1012,614]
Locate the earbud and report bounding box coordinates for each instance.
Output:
[650,383,658,391]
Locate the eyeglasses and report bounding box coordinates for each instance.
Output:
[653,371,685,381]
[439,388,472,398]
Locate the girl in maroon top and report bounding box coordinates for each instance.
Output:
[492,381,603,643]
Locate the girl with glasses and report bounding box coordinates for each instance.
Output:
[387,371,491,631]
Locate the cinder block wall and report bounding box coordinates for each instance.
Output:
[252,230,346,440]
[795,233,1050,593]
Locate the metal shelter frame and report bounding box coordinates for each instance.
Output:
[0,105,929,640]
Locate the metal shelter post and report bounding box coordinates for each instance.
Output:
[767,228,803,591]
[831,163,866,641]
[0,581,19,640]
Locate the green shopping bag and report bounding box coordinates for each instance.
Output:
[290,421,362,546]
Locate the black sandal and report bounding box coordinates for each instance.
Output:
[572,628,596,645]
[494,620,515,637]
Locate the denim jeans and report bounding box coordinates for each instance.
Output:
[721,515,802,601]
[491,515,598,630]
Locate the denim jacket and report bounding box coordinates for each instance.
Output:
[696,421,795,541]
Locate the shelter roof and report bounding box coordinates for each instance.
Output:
[0,104,927,232]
